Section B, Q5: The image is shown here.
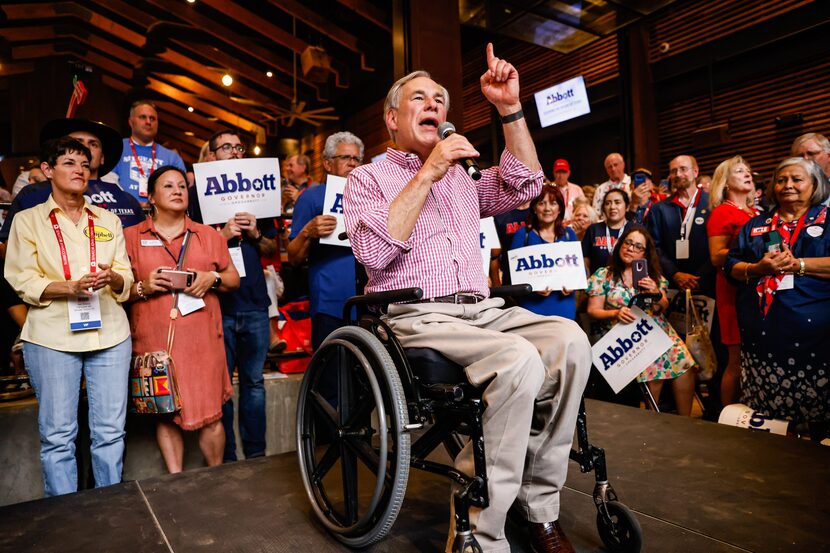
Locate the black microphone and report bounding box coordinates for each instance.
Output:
[437,122,482,181]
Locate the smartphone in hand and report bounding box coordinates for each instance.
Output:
[632,259,649,288]
[158,269,195,290]
[763,230,783,253]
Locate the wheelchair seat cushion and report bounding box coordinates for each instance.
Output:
[405,347,467,385]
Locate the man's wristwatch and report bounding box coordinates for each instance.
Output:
[211,271,222,289]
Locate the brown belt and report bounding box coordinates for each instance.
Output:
[417,293,485,305]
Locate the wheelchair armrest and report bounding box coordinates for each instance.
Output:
[489,284,532,298]
[343,287,424,319]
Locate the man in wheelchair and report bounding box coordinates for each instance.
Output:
[342,43,592,553]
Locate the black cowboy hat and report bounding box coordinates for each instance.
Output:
[40,118,122,177]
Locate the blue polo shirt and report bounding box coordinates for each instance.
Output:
[188,186,277,314]
[112,139,186,202]
[0,179,146,241]
[289,183,355,318]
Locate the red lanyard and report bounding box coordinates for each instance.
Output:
[771,211,807,250]
[49,210,97,281]
[129,138,156,178]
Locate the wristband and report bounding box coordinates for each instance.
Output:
[211,271,222,289]
[500,109,524,124]
[798,258,806,277]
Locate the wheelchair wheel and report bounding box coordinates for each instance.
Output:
[597,501,643,553]
[296,326,410,548]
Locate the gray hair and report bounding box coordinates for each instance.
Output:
[383,70,450,141]
[791,133,830,156]
[323,131,365,160]
[767,157,829,208]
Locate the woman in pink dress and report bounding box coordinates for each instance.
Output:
[707,156,759,406]
[124,166,239,472]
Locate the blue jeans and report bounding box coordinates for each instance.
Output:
[24,338,131,497]
[221,309,269,461]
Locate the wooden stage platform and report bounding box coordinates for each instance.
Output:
[1,400,827,552]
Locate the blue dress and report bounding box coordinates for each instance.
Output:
[509,226,578,319]
[724,205,830,424]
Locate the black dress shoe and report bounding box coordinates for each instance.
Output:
[529,520,576,553]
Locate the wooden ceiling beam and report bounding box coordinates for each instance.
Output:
[0,61,35,77]
[335,0,392,33]
[86,0,295,102]
[197,0,308,53]
[142,0,321,94]
[0,25,58,42]
[145,77,262,137]
[154,72,264,122]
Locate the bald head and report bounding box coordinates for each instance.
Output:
[669,155,699,192]
[604,153,625,182]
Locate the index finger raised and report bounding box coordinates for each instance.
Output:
[486,42,495,65]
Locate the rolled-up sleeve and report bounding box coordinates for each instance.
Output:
[109,218,134,303]
[478,148,543,218]
[344,168,413,270]
[4,214,54,307]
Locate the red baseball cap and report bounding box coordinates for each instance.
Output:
[553,159,570,172]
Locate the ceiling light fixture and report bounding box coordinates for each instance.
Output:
[266,71,273,78]
[253,145,262,156]
[186,0,196,3]
[187,106,194,112]
[221,73,233,87]
[184,131,195,136]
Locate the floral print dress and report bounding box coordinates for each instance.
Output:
[587,267,696,382]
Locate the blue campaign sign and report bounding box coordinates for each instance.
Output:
[590,307,673,393]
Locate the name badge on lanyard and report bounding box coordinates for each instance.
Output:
[675,187,700,260]
[130,139,156,198]
[605,223,625,253]
[51,210,103,331]
[229,246,247,278]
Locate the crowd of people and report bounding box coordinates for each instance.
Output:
[0,42,828,553]
[490,135,830,434]
[0,106,365,497]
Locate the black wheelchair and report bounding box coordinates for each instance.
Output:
[296,285,643,552]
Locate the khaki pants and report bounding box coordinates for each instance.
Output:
[385,298,591,552]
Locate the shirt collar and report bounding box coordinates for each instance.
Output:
[139,215,200,237]
[386,147,423,172]
[45,193,99,220]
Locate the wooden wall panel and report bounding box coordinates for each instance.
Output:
[648,0,815,63]
[656,57,830,182]
[461,34,619,133]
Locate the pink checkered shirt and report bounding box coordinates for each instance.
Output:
[344,147,543,298]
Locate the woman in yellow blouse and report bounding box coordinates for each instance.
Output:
[5,137,134,497]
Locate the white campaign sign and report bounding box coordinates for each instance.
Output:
[319,175,349,247]
[193,158,281,225]
[591,306,673,394]
[479,217,500,277]
[534,76,591,128]
[507,241,588,291]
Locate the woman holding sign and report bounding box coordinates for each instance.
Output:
[125,166,240,472]
[726,158,830,432]
[510,186,579,318]
[586,226,697,416]
[5,137,134,496]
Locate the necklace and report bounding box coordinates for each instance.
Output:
[154,219,185,241]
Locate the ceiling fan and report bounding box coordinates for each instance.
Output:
[232,17,338,128]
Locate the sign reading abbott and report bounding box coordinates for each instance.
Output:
[193,158,281,225]
[591,307,673,393]
[534,76,591,128]
[319,175,349,248]
[507,242,588,292]
[479,217,500,276]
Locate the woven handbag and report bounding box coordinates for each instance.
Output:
[129,309,182,414]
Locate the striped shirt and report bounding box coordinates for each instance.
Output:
[344,147,543,298]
